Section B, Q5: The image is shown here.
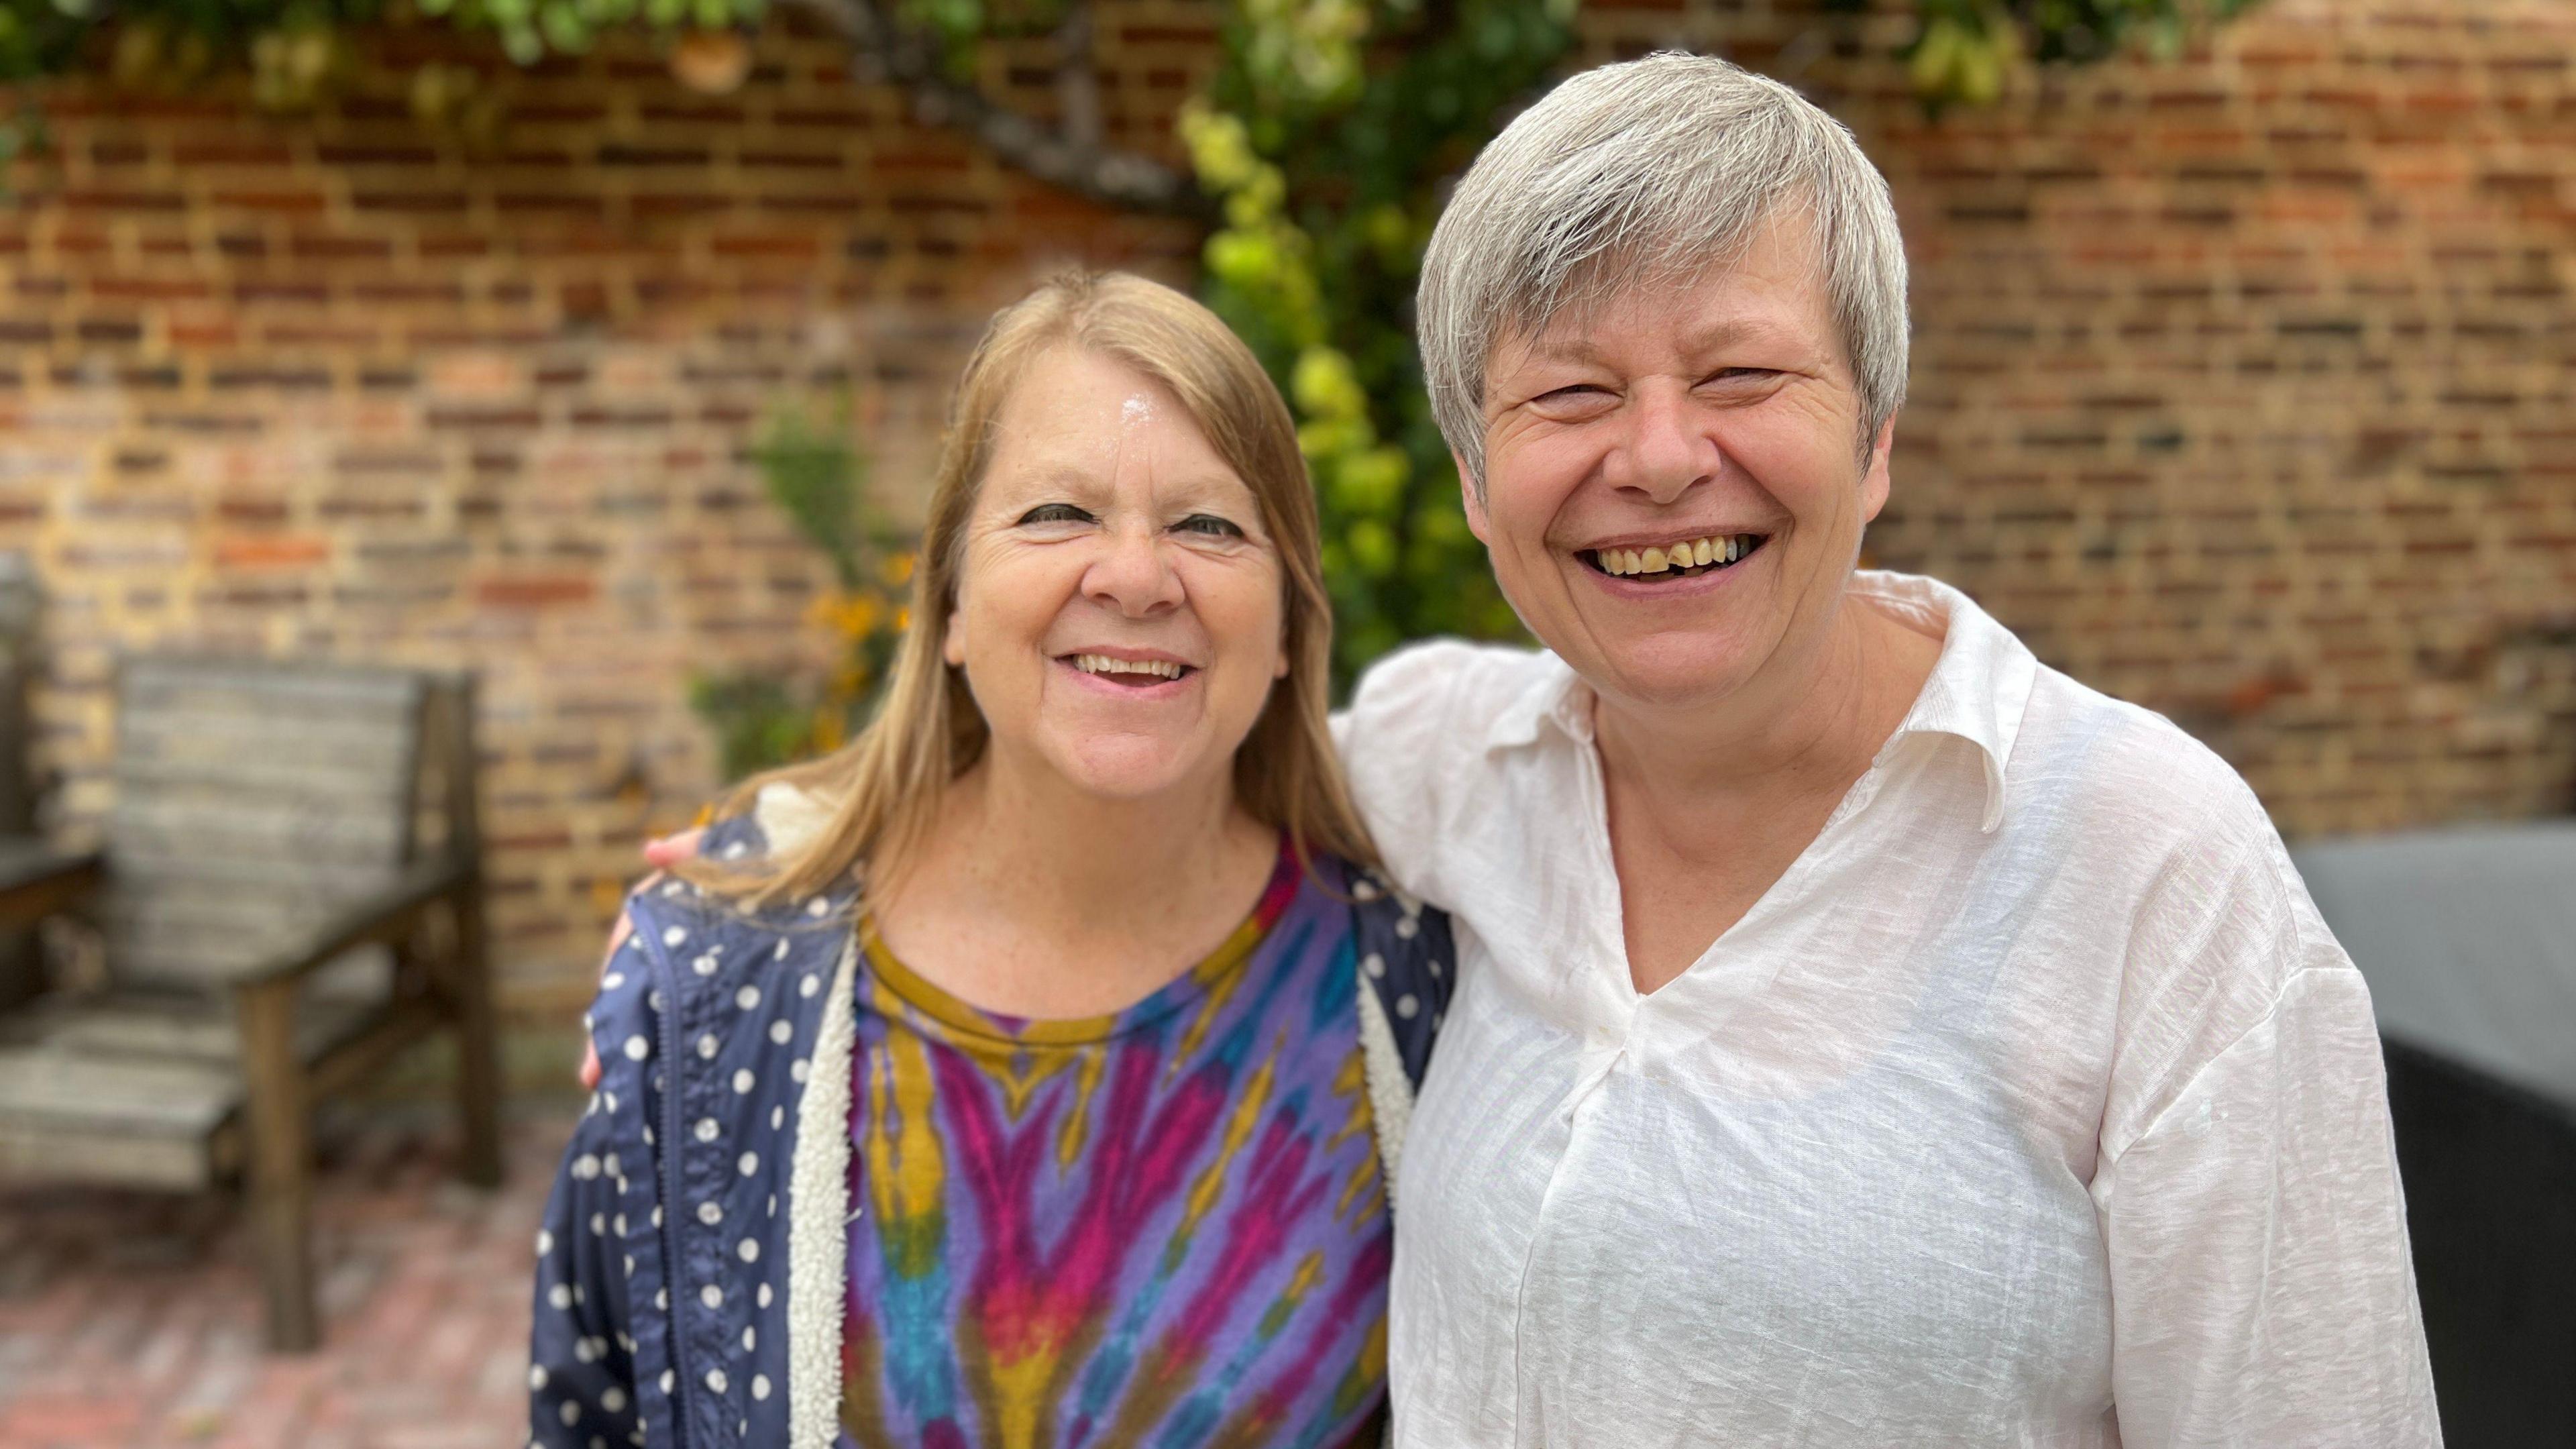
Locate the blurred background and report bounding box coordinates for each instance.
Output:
[0,0,2567,1444]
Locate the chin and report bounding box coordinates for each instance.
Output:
[1048,733,1210,800]
[1583,630,1760,712]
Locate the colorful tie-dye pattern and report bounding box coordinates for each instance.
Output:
[839,850,1391,1449]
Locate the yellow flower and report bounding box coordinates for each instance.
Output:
[880,552,916,588]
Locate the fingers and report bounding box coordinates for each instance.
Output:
[641,826,706,869]
[579,1039,602,1092]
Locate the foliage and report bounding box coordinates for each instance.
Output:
[691,396,917,778]
[1896,0,2260,106]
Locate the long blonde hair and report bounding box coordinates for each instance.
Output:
[673,270,1379,912]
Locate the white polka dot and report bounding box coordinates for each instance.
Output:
[652,1206,663,1228]
[765,1193,777,1217]
[774,941,790,961]
[548,1283,572,1309]
[660,1370,674,1394]
[738,1151,758,1177]
[603,1091,619,1112]
[768,1020,792,1045]
[733,1069,755,1094]
[589,1212,604,1236]
[696,1034,718,1060]
[723,839,749,859]
[574,1336,598,1362]
[799,974,819,998]
[662,926,688,947]
[1396,993,1419,1020]
[692,953,718,977]
[655,1288,667,1311]
[623,1035,650,1062]
[751,1374,771,1401]
[1395,915,1419,939]
[695,1118,719,1143]
[648,990,665,1014]
[1362,953,1386,979]
[700,1283,723,1309]
[1430,959,1443,978]
[602,972,625,991]
[1352,877,1380,900]
[573,1154,600,1180]
[535,1230,553,1256]
[757,1282,773,1308]
[804,897,828,917]
[769,1106,784,1130]
[705,1368,728,1393]
[601,1387,627,1413]
[789,1059,809,1083]
[560,1399,581,1426]
[698,1201,722,1226]
[661,879,686,897]
[737,1237,759,1263]
[735,985,760,1011]
[742,1324,757,1352]
[529,1364,549,1389]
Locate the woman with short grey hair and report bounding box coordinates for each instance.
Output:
[1343,52,2439,1446]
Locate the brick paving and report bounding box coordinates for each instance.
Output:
[0,1105,578,1449]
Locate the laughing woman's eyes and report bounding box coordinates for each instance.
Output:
[1018,503,1094,526]
[1175,514,1245,539]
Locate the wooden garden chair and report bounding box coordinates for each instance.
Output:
[0,655,500,1350]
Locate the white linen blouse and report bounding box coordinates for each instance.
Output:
[1336,570,2440,1448]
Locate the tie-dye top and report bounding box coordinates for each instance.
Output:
[837,847,1390,1449]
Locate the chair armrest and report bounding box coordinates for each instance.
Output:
[225,855,478,989]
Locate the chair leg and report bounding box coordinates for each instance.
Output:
[235,977,319,1352]
[451,882,504,1189]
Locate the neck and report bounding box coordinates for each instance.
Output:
[1593,581,1935,822]
[902,747,1270,937]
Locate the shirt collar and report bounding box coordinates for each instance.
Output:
[1478,570,2037,833]
[1853,570,2035,833]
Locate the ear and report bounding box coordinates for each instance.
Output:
[942,602,967,669]
[1858,414,1898,524]
[1455,449,1492,545]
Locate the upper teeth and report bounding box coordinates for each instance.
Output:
[1593,535,1757,576]
[1073,655,1183,679]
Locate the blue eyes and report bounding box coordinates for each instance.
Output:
[1014,504,1244,539]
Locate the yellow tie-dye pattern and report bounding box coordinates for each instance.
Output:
[1054,1045,1106,1169]
[862,973,947,1272]
[986,1345,1056,1449]
[1161,912,1270,1081]
[1258,1250,1328,1338]
[1163,1037,1280,1274]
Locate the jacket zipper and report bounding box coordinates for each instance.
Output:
[655,934,696,1449]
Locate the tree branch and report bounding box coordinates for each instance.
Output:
[781,0,1204,217]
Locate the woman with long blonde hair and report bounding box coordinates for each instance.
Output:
[527,271,1450,1449]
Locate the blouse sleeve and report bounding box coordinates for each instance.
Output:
[2094,922,2441,1444]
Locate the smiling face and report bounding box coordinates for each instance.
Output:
[943,345,1289,802]
[1464,208,1896,717]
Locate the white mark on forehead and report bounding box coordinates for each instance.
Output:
[1119,392,1156,427]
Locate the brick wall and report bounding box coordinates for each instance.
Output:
[2,0,2568,1021]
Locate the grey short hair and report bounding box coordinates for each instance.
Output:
[1418,52,1911,488]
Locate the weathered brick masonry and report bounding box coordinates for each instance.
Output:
[1,0,2569,1026]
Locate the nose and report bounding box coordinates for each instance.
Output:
[1603,381,1723,505]
[1082,522,1185,619]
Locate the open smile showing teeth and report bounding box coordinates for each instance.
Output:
[1069,653,1190,684]
[1584,533,1767,581]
